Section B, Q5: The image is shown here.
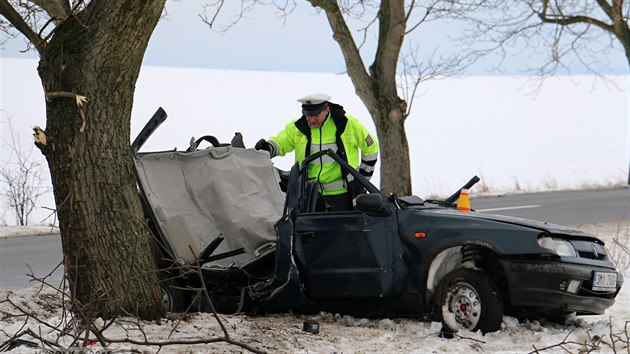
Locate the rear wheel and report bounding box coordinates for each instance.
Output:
[435,268,503,333]
[159,273,190,313]
[148,229,190,313]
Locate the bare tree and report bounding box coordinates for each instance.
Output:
[444,0,630,183]
[449,1,629,77]
[0,116,51,226]
[201,1,474,196]
[0,1,166,320]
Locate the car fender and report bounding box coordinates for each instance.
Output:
[425,246,463,298]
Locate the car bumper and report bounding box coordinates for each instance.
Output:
[500,259,623,316]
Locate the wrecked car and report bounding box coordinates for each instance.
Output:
[132,108,623,333]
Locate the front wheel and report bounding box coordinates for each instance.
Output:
[434,268,503,333]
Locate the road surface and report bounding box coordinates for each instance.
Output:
[0,234,63,290]
[473,187,630,225]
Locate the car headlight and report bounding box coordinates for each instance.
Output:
[537,237,577,257]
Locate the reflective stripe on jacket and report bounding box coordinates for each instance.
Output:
[268,104,379,195]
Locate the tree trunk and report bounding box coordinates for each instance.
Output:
[36,1,166,320]
[369,0,411,196]
[374,105,412,196]
[609,0,630,185]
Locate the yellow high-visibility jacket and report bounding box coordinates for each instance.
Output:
[268,104,379,196]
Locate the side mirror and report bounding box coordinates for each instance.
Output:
[356,193,390,215]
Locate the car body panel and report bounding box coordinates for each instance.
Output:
[501,259,621,316]
[293,210,408,299]
[134,147,283,267]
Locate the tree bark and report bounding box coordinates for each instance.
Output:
[36,0,166,320]
[374,105,412,195]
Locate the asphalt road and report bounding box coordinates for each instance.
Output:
[473,187,630,225]
[1,187,629,290]
[0,234,64,290]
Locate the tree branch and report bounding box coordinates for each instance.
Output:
[538,12,615,33]
[29,0,69,25]
[373,0,406,90]
[596,0,615,20]
[310,0,370,81]
[0,0,46,54]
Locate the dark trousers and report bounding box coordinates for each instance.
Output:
[321,192,353,212]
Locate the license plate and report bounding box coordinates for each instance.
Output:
[592,272,617,291]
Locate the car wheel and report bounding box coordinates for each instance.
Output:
[435,268,503,333]
[159,275,189,313]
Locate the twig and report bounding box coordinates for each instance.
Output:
[451,332,486,344]
[0,245,269,353]
[44,91,89,132]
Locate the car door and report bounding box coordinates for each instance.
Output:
[293,207,408,299]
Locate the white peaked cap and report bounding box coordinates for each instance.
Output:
[297,93,331,105]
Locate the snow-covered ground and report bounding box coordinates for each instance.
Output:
[0,225,58,239]
[0,222,628,353]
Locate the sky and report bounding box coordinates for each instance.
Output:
[1,1,628,75]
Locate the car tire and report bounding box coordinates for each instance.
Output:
[159,274,189,313]
[435,268,503,334]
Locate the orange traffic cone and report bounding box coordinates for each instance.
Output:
[457,188,471,212]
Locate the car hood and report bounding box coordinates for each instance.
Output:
[423,207,596,239]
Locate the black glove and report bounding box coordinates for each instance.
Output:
[255,139,271,152]
[349,179,367,198]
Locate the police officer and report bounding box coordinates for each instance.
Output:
[255,93,379,211]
